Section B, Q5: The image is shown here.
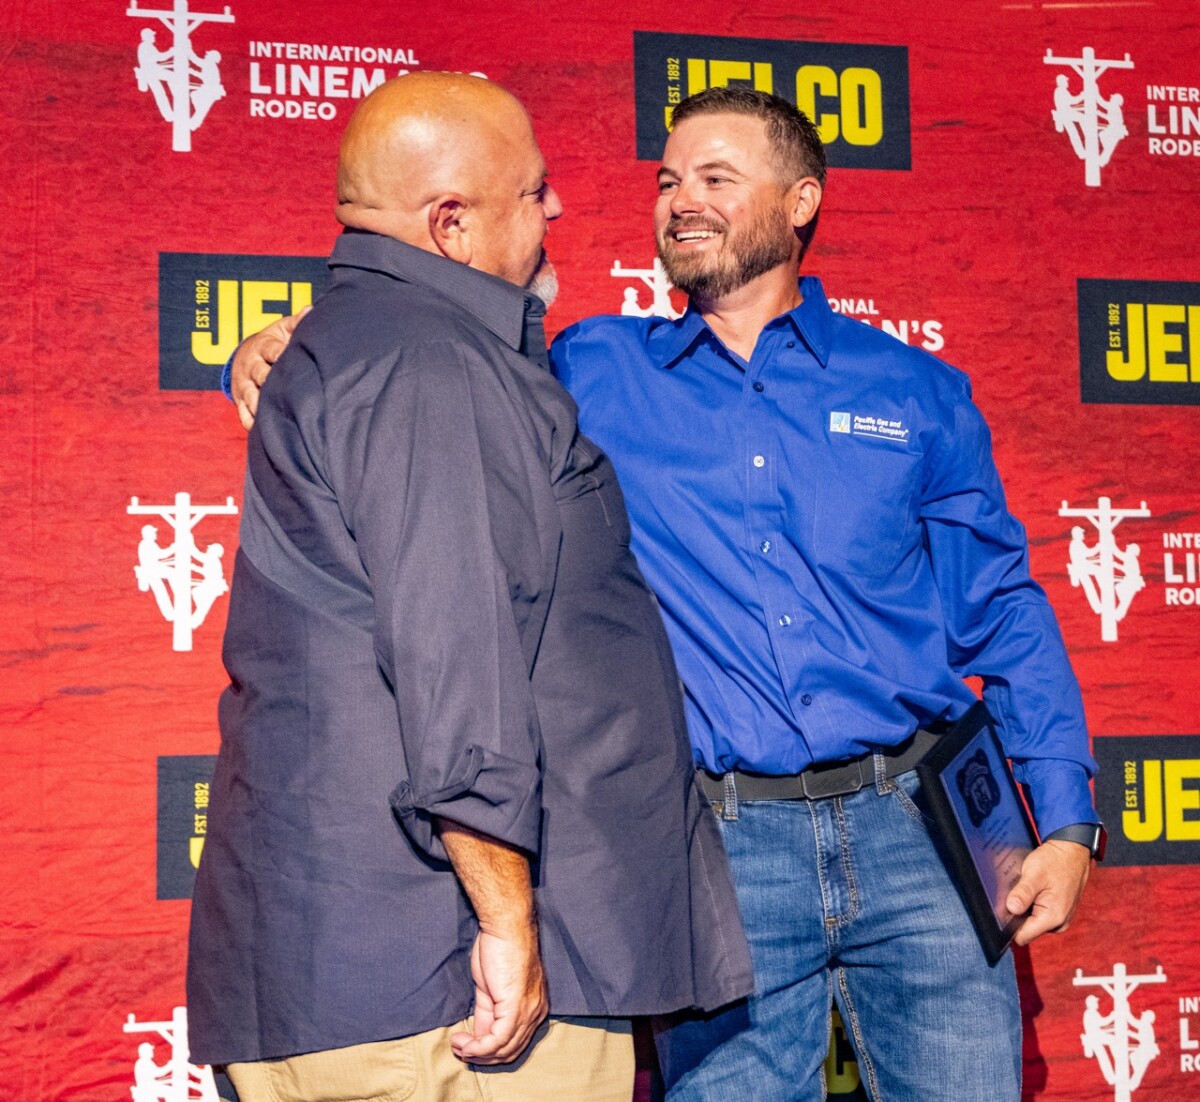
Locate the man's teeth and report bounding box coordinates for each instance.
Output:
[675,229,719,241]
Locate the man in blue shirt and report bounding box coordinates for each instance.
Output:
[553,88,1102,1101]
[231,87,1103,1101]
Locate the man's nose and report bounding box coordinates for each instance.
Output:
[669,180,703,217]
[543,185,564,221]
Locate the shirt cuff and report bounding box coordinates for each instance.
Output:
[220,354,234,401]
[1013,757,1099,838]
[389,744,543,862]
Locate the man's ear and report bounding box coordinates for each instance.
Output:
[788,177,822,231]
[428,194,471,264]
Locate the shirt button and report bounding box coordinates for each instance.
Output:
[786,340,796,348]
[801,693,813,706]
[759,539,771,553]
[753,381,765,392]
[778,614,792,627]
[753,455,765,468]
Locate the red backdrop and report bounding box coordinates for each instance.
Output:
[2,1,1198,1099]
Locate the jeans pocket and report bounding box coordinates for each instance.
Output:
[250,1037,418,1102]
[884,767,935,828]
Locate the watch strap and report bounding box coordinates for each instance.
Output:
[1045,822,1107,861]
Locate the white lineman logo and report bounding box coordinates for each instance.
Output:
[1059,496,1150,642]
[126,1007,220,1102]
[1075,963,1165,1101]
[1045,47,1134,187]
[611,258,683,319]
[129,492,237,651]
[128,0,235,152]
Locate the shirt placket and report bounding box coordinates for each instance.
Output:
[741,329,805,730]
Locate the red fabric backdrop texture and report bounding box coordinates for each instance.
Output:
[2,1,1198,1099]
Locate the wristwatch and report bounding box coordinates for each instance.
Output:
[1045,822,1107,862]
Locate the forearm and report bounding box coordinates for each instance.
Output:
[438,817,547,1063]
[438,818,537,936]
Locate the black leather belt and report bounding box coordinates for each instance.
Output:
[698,726,944,803]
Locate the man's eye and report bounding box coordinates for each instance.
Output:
[658,181,678,193]
[706,176,728,186]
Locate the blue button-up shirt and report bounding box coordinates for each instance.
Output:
[552,276,1096,836]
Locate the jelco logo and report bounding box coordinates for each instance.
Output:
[158,252,328,390]
[1093,736,1200,867]
[158,755,217,899]
[1078,279,1200,406]
[633,32,911,169]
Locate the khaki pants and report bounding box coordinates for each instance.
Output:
[225,1016,634,1102]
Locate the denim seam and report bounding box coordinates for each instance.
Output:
[819,970,834,1098]
[830,797,860,929]
[806,799,837,934]
[888,773,935,829]
[836,965,881,1102]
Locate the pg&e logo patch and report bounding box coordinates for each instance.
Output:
[157,755,217,899]
[158,252,329,389]
[633,31,911,169]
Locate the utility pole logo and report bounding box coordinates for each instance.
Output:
[129,492,238,651]
[1075,963,1165,1100]
[611,258,683,319]
[126,1007,219,1102]
[1059,496,1150,642]
[128,0,235,152]
[1045,47,1134,187]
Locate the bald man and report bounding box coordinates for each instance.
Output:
[186,74,751,1102]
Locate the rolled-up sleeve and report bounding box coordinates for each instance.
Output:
[337,341,548,860]
[921,380,1098,836]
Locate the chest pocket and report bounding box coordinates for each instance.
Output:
[562,435,632,548]
[813,439,921,578]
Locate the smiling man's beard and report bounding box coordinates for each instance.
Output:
[526,253,559,307]
[656,204,794,302]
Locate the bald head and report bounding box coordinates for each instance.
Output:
[335,73,561,290]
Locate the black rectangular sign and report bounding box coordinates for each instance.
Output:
[633,31,911,169]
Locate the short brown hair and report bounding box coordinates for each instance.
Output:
[669,87,827,187]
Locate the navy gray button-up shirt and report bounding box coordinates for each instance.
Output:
[187,230,752,1065]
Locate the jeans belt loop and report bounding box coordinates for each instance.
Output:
[721,772,739,821]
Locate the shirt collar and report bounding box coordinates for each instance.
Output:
[328,228,543,357]
[648,274,835,370]
[789,275,834,369]
[647,304,711,370]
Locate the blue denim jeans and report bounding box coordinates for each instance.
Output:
[655,764,1022,1101]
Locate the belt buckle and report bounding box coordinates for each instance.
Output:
[800,759,864,800]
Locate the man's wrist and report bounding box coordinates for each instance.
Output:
[1044,821,1107,861]
[478,913,539,940]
